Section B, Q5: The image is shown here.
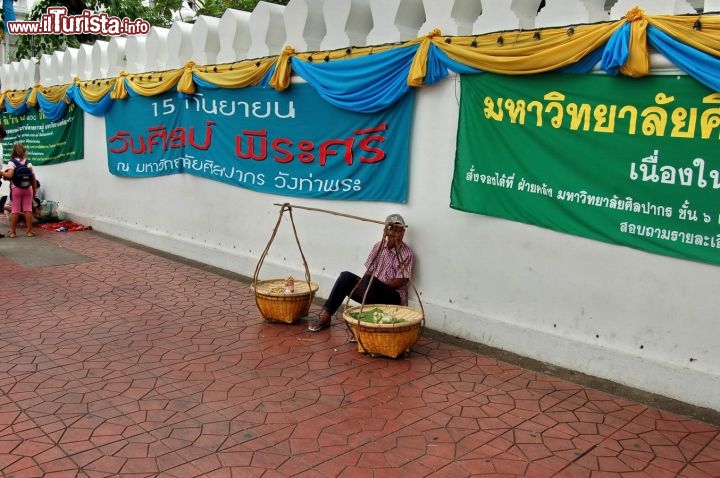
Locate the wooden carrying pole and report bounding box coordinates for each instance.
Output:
[272,203,387,226]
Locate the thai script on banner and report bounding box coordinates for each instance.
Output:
[451,73,719,266]
[105,84,414,203]
[1,104,84,165]
[481,89,720,140]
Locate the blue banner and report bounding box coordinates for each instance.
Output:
[105,84,414,202]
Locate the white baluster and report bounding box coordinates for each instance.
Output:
[536,0,608,28]
[51,51,64,85]
[420,0,482,36]
[91,40,109,79]
[10,62,21,90]
[147,27,170,72]
[167,22,194,69]
[285,0,326,52]
[191,15,221,66]
[247,1,287,59]
[473,0,544,33]
[38,54,53,87]
[76,44,94,80]
[19,58,37,90]
[321,0,372,50]
[217,9,252,63]
[368,0,426,44]
[610,0,695,19]
[125,35,148,74]
[107,37,127,77]
[0,64,12,92]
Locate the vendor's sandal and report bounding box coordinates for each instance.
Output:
[8,232,16,238]
[307,319,331,333]
[26,232,36,237]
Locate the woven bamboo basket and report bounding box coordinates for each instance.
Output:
[252,279,319,324]
[343,304,423,358]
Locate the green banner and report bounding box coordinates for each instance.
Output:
[1,104,84,165]
[451,74,720,266]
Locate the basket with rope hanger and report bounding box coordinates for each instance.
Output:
[252,203,319,324]
[342,221,424,359]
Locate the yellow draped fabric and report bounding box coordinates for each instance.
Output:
[425,21,624,76]
[4,89,31,108]
[621,17,649,77]
[36,84,71,103]
[26,86,38,108]
[125,67,186,96]
[111,73,129,99]
[408,29,442,87]
[193,58,277,88]
[74,78,115,102]
[269,46,296,91]
[648,15,720,57]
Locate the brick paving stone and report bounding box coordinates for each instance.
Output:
[0,230,718,477]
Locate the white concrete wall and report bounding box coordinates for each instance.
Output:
[6,0,720,412]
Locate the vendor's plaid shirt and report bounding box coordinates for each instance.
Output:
[364,241,415,305]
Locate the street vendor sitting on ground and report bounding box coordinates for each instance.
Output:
[308,214,415,333]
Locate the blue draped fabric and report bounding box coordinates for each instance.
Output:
[426,45,483,85]
[648,25,720,93]
[37,92,69,122]
[4,93,30,116]
[192,75,220,89]
[559,46,604,74]
[66,83,115,116]
[290,44,418,113]
[600,23,631,75]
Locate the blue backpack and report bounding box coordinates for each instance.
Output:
[10,158,33,189]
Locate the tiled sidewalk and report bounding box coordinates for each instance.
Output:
[0,229,718,478]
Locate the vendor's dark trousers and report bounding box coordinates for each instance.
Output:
[323,271,401,315]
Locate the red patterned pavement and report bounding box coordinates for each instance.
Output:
[0,229,718,477]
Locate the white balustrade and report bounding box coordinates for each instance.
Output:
[76,44,94,80]
[191,15,221,66]
[705,0,720,11]
[610,0,696,19]
[473,0,544,33]
[19,58,37,89]
[107,37,127,77]
[167,22,194,69]
[125,35,148,73]
[0,64,12,91]
[217,9,252,63]
[536,0,608,28]
[61,48,79,84]
[2,62,17,91]
[321,0,372,50]
[367,0,426,44]
[420,0,482,36]
[50,51,64,86]
[147,27,170,72]
[247,1,287,59]
[91,40,109,79]
[38,54,53,86]
[10,62,21,90]
[284,0,326,52]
